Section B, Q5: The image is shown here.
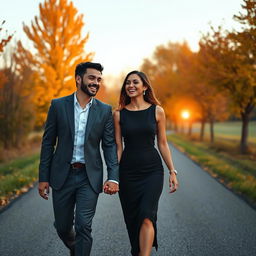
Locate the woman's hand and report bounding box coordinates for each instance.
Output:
[169,173,179,193]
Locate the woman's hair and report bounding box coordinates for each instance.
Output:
[118,70,161,109]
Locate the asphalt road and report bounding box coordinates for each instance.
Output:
[1,145,256,256]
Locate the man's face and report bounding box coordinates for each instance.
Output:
[78,68,102,97]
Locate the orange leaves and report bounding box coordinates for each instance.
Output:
[0,183,34,207]
[142,42,193,104]
[199,0,256,112]
[0,36,12,53]
[0,21,13,53]
[142,0,255,153]
[0,71,8,90]
[234,0,256,27]
[22,0,93,126]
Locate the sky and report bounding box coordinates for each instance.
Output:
[2,0,244,83]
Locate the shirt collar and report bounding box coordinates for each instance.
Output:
[74,92,93,109]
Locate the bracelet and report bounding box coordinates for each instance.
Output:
[169,169,177,175]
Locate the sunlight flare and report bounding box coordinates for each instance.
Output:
[181,110,190,120]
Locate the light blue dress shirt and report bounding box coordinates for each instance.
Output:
[71,93,92,164]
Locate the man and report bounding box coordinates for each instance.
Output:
[38,62,119,256]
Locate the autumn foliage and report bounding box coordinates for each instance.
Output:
[0,0,255,155]
[22,0,93,125]
[0,48,35,149]
[0,21,13,53]
[0,0,94,150]
[141,0,255,153]
[198,0,256,153]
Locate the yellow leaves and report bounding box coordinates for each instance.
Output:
[21,0,93,126]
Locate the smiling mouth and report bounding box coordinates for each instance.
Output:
[88,84,99,89]
[88,85,99,92]
[90,88,97,93]
[127,89,136,93]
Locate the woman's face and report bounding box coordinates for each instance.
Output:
[125,74,147,98]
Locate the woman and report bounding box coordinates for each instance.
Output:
[113,70,179,256]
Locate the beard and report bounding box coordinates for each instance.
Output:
[80,80,100,97]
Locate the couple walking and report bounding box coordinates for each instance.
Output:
[38,62,179,256]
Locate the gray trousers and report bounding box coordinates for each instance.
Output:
[52,167,99,256]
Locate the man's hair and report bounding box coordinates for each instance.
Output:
[75,62,104,77]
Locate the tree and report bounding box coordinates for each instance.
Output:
[141,41,229,141]
[23,0,93,125]
[231,0,256,153]
[141,42,195,131]
[190,51,229,142]
[199,0,256,153]
[0,46,35,148]
[141,42,193,105]
[0,20,13,91]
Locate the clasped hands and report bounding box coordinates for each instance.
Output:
[103,181,119,195]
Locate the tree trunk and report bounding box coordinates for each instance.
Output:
[240,112,250,154]
[200,120,205,141]
[240,102,255,154]
[174,121,178,132]
[210,119,214,143]
[180,121,185,134]
[188,121,192,136]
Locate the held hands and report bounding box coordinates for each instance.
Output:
[103,181,119,195]
[169,173,179,193]
[38,182,50,200]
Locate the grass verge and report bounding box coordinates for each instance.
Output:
[0,153,39,208]
[168,133,256,208]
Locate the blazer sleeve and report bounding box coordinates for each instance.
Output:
[39,100,57,182]
[101,106,119,182]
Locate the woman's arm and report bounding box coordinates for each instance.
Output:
[113,110,123,162]
[156,105,179,193]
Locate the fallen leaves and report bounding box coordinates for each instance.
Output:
[0,182,35,208]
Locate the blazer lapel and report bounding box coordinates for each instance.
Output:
[65,94,75,142]
[84,99,98,143]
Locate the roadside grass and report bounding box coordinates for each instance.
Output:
[0,153,39,207]
[190,121,256,144]
[168,133,256,207]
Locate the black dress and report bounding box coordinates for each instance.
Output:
[119,104,164,256]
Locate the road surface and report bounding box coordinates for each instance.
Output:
[1,145,256,256]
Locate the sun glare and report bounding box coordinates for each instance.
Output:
[181,110,190,120]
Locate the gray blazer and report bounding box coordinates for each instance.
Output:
[39,93,119,193]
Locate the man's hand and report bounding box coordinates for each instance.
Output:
[38,182,50,200]
[103,181,119,195]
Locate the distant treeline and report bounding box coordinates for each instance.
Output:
[0,0,255,155]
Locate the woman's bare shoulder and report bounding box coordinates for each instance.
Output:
[156,105,165,115]
[113,109,121,120]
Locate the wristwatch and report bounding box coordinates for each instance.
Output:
[169,169,177,175]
